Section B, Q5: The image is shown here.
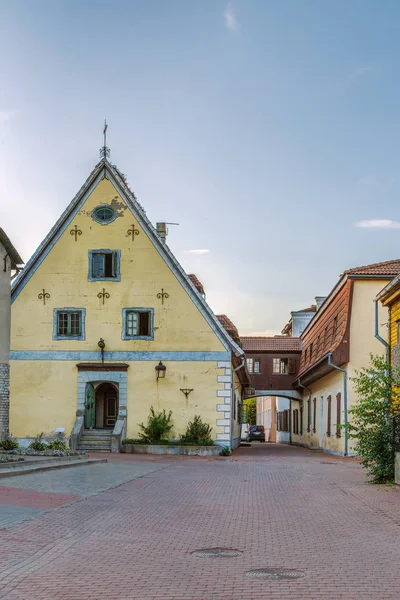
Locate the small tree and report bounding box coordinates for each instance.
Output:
[180,415,213,446]
[243,398,256,425]
[138,407,174,444]
[349,354,400,484]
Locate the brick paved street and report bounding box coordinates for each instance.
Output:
[1,444,400,599]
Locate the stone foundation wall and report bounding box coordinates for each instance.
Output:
[0,363,10,435]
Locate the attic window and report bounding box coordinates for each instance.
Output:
[88,250,120,281]
[92,205,116,225]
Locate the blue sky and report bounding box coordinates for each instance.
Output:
[1,0,400,335]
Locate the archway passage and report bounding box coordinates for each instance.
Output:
[94,382,119,428]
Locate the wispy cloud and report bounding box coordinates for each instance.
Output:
[224,4,240,33]
[347,64,375,82]
[184,249,210,255]
[0,110,16,123]
[355,219,400,229]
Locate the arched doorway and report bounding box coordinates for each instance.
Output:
[94,382,119,428]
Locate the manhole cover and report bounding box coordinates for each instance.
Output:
[320,461,338,465]
[191,548,243,558]
[246,568,305,580]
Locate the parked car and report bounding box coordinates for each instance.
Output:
[247,425,265,442]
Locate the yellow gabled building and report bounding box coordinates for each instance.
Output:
[377,274,400,371]
[9,145,247,451]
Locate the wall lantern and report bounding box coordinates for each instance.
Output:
[98,338,106,363]
[155,361,166,380]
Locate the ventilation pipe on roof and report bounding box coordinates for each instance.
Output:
[156,222,179,243]
[327,353,348,457]
[374,299,390,363]
[315,297,326,310]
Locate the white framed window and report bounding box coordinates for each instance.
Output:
[122,308,154,340]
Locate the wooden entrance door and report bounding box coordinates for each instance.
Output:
[85,383,95,429]
[104,394,117,427]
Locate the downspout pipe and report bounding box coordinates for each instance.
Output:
[374,299,390,363]
[327,353,348,457]
[230,356,245,450]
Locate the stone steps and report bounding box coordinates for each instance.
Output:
[78,429,112,452]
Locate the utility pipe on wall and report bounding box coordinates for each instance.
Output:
[374,299,390,363]
[231,356,245,449]
[327,353,348,457]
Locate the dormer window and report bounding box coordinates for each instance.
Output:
[88,250,120,281]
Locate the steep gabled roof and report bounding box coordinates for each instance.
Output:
[217,315,241,347]
[11,158,243,358]
[241,336,301,352]
[188,274,205,295]
[342,259,400,277]
[0,228,23,269]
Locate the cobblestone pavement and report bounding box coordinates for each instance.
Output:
[0,461,168,528]
[1,444,400,599]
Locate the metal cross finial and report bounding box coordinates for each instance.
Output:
[70,224,82,242]
[100,119,110,159]
[127,224,140,241]
[157,288,169,305]
[97,288,110,305]
[38,289,50,305]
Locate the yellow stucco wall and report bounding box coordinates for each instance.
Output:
[347,279,390,382]
[11,178,226,353]
[9,360,227,439]
[9,173,235,445]
[299,370,345,453]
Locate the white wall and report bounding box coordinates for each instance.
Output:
[0,240,11,364]
[276,397,290,444]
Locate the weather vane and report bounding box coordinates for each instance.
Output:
[100,119,110,159]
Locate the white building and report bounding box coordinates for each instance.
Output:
[0,229,23,435]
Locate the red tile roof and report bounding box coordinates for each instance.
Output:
[240,336,301,352]
[188,274,205,295]
[342,259,400,276]
[217,315,241,346]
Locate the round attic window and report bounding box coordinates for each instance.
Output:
[92,205,116,225]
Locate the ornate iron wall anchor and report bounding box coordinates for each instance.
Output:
[97,288,110,305]
[70,225,82,241]
[127,224,139,241]
[157,288,169,305]
[180,388,193,399]
[38,289,50,305]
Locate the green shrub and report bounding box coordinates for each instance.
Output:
[180,415,213,446]
[138,407,174,444]
[219,446,231,456]
[29,433,48,452]
[0,433,19,450]
[348,354,400,483]
[123,439,143,445]
[47,439,69,451]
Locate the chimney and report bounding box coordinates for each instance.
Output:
[315,297,326,311]
[156,222,167,243]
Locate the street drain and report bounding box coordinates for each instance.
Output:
[191,548,243,558]
[246,568,305,581]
